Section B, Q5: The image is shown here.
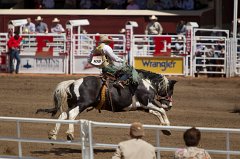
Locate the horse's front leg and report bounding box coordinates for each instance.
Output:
[146,103,171,135]
[66,106,79,141]
[149,108,170,126]
[48,112,68,140]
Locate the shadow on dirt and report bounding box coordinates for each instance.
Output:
[31,148,115,156]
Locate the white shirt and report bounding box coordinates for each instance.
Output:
[102,44,124,63]
[51,24,65,33]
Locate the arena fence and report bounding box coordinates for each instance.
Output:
[192,28,229,77]
[1,30,240,77]
[0,117,240,159]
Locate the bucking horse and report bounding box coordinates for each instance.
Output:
[36,69,177,140]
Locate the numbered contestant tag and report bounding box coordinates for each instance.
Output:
[91,56,103,66]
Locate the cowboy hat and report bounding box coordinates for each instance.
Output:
[100,35,112,43]
[35,16,43,21]
[119,28,126,34]
[52,18,60,23]
[149,15,158,20]
[130,122,145,138]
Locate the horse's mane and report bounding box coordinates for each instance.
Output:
[136,69,168,92]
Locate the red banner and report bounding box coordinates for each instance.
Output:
[35,36,54,57]
[153,36,171,56]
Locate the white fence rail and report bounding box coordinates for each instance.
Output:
[0,117,240,159]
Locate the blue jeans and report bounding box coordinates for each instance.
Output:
[9,49,20,73]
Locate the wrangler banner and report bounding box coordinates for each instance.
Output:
[134,56,184,75]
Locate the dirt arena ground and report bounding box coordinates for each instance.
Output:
[0,74,240,159]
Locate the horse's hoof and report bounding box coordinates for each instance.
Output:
[161,130,171,136]
[48,134,57,140]
[67,133,74,141]
[48,131,57,140]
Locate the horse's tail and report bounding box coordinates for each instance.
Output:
[53,80,75,116]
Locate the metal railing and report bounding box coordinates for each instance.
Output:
[0,117,240,159]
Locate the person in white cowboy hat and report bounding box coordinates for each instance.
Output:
[88,35,124,73]
[145,15,163,51]
[112,122,156,159]
[35,16,48,33]
[145,15,163,35]
[51,17,65,33]
[88,34,139,88]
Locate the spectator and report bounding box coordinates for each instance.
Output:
[126,0,140,10]
[145,15,163,51]
[109,0,126,9]
[7,30,24,74]
[51,18,65,33]
[55,0,65,9]
[182,0,194,10]
[145,15,163,35]
[64,0,76,9]
[176,20,186,35]
[161,0,174,10]
[79,0,92,9]
[23,17,35,34]
[174,127,211,159]
[35,16,48,33]
[173,0,183,10]
[42,0,55,9]
[112,122,156,159]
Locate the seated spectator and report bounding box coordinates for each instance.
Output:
[126,0,140,10]
[64,0,76,9]
[146,0,163,10]
[173,0,183,10]
[51,18,65,33]
[35,16,48,33]
[112,122,156,159]
[174,127,211,159]
[182,0,194,10]
[161,0,174,10]
[109,0,126,9]
[42,0,55,9]
[55,0,65,9]
[90,0,102,9]
[79,0,92,9]
[23,17,35,34]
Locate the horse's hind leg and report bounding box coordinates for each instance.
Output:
[66,106,79,141]
[48,112,67,140]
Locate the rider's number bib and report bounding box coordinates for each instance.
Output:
[91,56,103,66]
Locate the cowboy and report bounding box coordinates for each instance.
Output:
[35,16,48,33]
[88,35,139,88]
[51,18,65,33]
[145,15,163,35]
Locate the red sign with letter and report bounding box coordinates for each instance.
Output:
[153,36,171,56]
[35,36,54,57]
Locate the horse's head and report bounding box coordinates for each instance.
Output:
[136,69,177,110]
[155,76,177,110]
